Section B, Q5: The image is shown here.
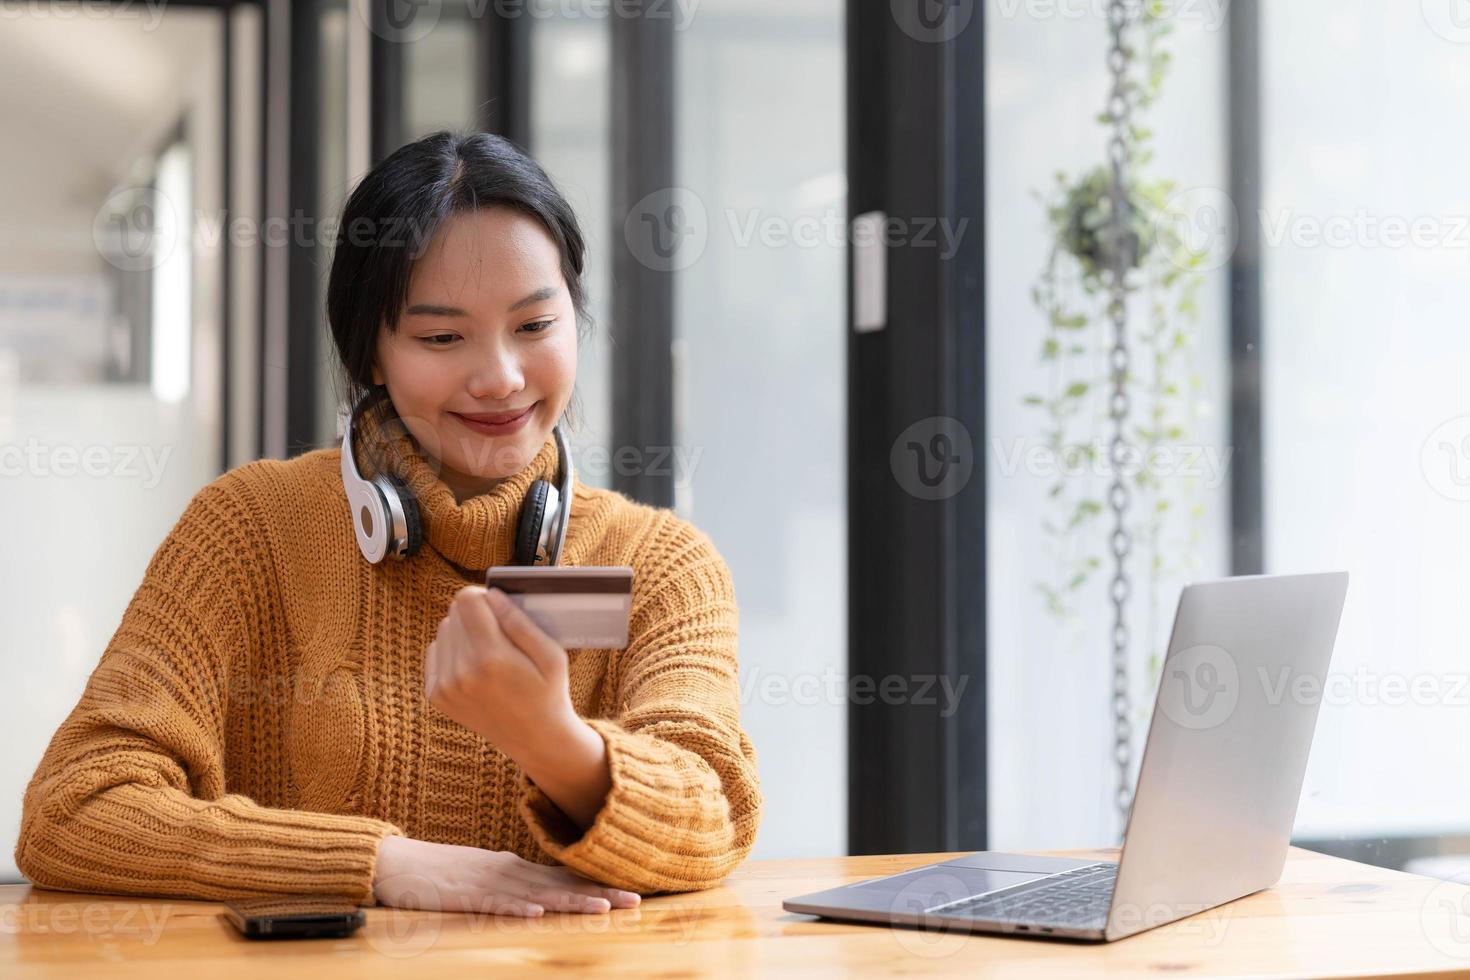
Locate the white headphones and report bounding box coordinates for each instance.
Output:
[340,392,574,566]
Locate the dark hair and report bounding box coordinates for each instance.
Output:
[325,130,590,435]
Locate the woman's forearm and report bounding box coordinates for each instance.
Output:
[514,715,613,832]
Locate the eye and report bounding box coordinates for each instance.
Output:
[521,319,556,334]
[421,334,458,346]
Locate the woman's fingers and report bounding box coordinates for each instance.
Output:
[492,898,546,918]
[457,586,505,646]
[480,853,641,913]
[515,862,640,902]
[523,888,613,914]
[446,890,546,917]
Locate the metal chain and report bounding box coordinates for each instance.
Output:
[1105,0,1136,835]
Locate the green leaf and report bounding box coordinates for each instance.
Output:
[1068,500,1103,529]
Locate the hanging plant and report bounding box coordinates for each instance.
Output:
[1024,7,1210,691]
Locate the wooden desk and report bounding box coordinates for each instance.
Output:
[4,846,1470,978]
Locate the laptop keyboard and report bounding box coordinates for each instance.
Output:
[924,863,1117,928]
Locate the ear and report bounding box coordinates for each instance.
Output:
[371,363,384,386]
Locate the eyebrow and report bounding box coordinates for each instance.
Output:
[404,286,559,318]
[508,285,559,312]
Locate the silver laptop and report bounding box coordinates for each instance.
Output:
[783,571,1349,942]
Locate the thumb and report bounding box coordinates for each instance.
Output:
[483,588,566,679]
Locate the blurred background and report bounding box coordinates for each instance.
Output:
[3,0,1468,884]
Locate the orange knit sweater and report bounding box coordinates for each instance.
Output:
[13,410,761,905]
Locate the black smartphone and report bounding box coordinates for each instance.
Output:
[222,896,365,940]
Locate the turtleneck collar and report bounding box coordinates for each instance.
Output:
[353,402,565,571]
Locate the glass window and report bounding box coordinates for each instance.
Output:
[530,3,614,487]
[985,4,1232,849]
[0,10,229,881]
[402,2,480,140]
[1262,2,1470,856]
[987,0,1470,872]
[675,0,847,858]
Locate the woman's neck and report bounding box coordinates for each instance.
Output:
[439,464,506,504]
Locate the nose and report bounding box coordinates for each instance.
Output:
[466,346,525,401]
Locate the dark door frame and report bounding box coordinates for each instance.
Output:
[608,3,676,508]
[1228,0,1265,575]
[845,0,988,854]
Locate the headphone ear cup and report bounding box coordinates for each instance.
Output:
[383,474,423,557]
[515,479,551,565]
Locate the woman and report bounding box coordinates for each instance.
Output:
[14,132,761,917]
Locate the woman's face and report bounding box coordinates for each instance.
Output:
[372,206,578,500]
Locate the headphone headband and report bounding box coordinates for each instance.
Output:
[547,423,575,564]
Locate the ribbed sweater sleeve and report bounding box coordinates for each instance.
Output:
[517,514,762,893]
[12,471,403,904]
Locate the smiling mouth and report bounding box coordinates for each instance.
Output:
[449,404,537,433]
[454,406,534,425]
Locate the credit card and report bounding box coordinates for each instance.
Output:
[484,566,634,650]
